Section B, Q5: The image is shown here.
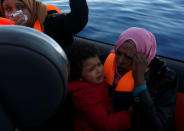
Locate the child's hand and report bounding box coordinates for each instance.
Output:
[9,13,27,26]
[132,52,147,87]
[9,10,28,26]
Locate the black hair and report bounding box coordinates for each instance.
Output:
[1,0,5,17]
[1,0,4,4]
[65,42,100,81]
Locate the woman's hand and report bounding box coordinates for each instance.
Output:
[132,52,147,87]
[9,13,27,26]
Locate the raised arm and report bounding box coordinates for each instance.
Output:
[44,0,88,47]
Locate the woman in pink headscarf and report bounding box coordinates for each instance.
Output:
[104,27,178,131]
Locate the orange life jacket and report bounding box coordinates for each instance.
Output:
[104,52,135,92]
[34,5,62,32]
[0,17,15,25]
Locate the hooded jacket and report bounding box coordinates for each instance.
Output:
[68,81,131,131]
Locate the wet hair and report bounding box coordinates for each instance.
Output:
[66,42,100,81]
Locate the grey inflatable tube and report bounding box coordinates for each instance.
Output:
[0,25,68,130]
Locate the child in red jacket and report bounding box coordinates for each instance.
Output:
[66,43,131,131]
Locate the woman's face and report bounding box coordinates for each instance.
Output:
[2,0,31,26]
[116,41,137,75]
[80,56,104,85]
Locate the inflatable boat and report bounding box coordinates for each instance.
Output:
[0,26,183,131]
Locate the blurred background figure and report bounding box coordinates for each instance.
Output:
[0,0,88,49]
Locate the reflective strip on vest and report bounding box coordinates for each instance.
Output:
[34,5,62,32]
[104,52,135,92]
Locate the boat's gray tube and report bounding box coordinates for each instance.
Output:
[0,25,68,130]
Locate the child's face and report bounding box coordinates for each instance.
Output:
[80,56,104,85]
[2,0,31,26]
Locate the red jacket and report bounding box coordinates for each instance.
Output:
[68,81,131,131]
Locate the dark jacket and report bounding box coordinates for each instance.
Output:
[68,81,131,131]
[110,57,178,131]
[44,0,88,49]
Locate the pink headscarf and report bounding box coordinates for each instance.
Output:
[114,27,156,65]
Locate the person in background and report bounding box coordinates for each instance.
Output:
[0,0,88,49]
[66,42,131,131]
[104,27,178,131]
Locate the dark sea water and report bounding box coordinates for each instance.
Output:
[42,0,184,61]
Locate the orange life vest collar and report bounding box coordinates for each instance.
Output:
[104,52,116,86]
[0,17,15,25]
[34,5,62,32]
[104,52,135,92]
